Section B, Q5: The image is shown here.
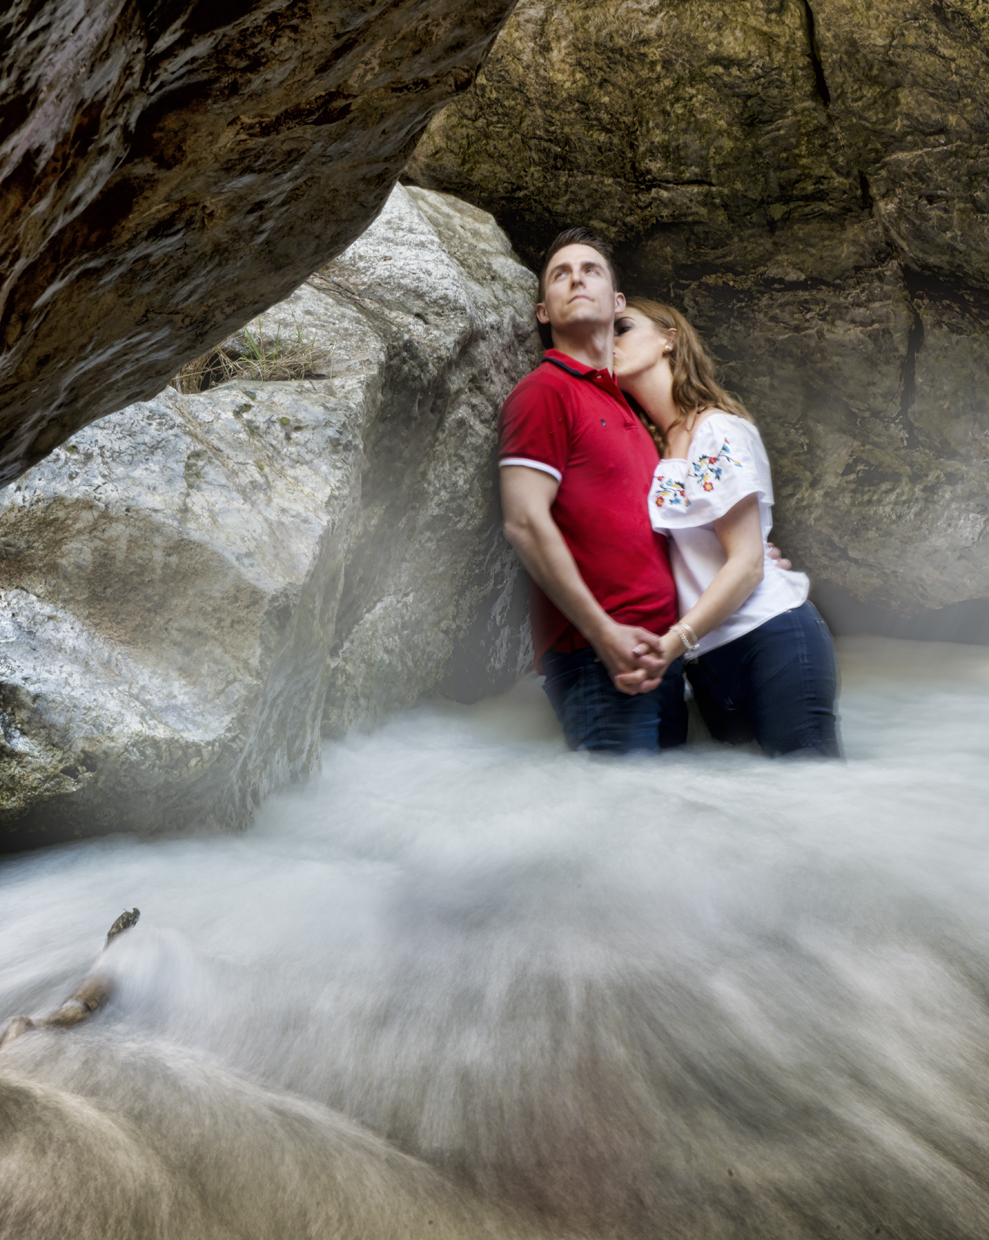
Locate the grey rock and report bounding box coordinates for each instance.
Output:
[0,0,518,487]
[0,186,536,851]
[407,0,989,622]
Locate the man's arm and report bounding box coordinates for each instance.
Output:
[500,465,667,690]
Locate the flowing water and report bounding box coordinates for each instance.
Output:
[3,636,989,1239]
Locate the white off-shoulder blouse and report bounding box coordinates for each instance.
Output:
[647,412,809,657]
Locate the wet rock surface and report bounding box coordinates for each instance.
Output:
[0,186,536,851]
[407,0,989,622]
[0,0,517,487]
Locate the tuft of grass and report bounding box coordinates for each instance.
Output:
[170,346,231,394]
[170,319,320,394]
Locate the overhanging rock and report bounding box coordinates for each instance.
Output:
[0,0,518,486]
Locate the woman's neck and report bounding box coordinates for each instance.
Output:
[623,368,678,434]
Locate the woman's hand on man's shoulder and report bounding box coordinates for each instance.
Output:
[767,542,792,571]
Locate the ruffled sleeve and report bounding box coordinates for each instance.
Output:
[648,414,772,530]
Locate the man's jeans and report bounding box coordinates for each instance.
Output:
[685,602,841,758]
[542,647,687,753]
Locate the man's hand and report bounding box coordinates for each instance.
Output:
[592,621,668,694]
[613,628,681,694]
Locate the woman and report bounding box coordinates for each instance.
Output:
[612,299,840,757]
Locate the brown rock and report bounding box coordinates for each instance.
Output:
[407,0,989,622]
[0,0,517,487]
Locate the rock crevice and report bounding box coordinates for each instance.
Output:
[802,0,833,110]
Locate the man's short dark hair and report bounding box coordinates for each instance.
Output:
[535,227,619,349]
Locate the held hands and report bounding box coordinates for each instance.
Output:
[592,621,669,695]
[612,629,683,695]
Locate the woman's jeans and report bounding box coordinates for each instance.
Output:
[685,602,841,758]
[542,648,687,754]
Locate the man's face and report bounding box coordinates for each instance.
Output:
[536,244,624,337]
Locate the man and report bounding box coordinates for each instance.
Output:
[498,227,686,753]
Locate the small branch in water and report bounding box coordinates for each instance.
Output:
[0,908,140,1050]
[105,907,140,950]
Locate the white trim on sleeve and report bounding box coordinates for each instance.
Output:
[498,457,563,483]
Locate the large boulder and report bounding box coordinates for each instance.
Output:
[407,0,989,627]
[0,0,518,487]
[0,185,536,852]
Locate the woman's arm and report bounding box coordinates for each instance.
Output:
[616,493,765,687]
[674,493,765,646]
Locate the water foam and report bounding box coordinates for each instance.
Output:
[2,636,989,1237]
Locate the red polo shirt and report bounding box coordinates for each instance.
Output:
[498,348,678,671]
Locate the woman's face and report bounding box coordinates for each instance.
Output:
[613,308,672,387]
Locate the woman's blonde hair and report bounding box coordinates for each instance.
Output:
[624,298,753,454]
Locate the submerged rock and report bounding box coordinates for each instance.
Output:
[407,0,989,623]
[0,0,517,487]
[0,1034,547,1240]
[0,186,536,851]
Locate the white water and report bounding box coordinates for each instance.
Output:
[3,636,989,1238]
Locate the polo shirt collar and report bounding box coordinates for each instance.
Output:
[542,348,610,379]
[542,349,634,418]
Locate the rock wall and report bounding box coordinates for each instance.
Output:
[0,186,536,852]
[407,0,989,625]
[0,0,518,487]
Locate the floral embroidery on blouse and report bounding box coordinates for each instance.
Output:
[689,438,742,493]
[652,473,688,510]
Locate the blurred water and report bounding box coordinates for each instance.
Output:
[3,636,989,1238]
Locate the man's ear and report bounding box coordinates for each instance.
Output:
[535,302,550,324]
[614,291,626,313]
